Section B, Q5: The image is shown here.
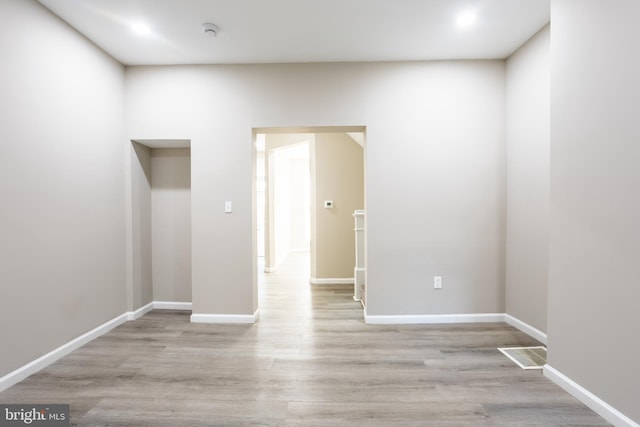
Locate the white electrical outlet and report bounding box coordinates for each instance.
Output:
[434,276,442,289]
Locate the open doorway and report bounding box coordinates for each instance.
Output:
[259,135,311,273]
[253,127,365,309]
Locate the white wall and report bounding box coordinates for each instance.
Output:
[130,143,153,308]
[548,1,640,423]
[0,0,126,377]
[271,145,309,265]
[505,25,550,333]
[272,148,292,266]
[151,148,191,302]
[365,62,506,315]
[289,157,309,252]
[263,133,313,271]
[125,60,505,318]
[256,149,266,258]
[312,133,364,280]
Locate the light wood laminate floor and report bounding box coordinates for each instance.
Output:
[0,253,609,426]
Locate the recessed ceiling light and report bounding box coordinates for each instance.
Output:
[456,10,477,29]
[131,22,151,35]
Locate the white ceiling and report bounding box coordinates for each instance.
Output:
[37,0,550,66]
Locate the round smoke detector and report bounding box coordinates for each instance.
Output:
[202,23,219,37]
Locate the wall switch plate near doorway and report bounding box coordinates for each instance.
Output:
[434,276,442,289]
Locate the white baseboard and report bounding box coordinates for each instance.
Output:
[364,312,504,324]
[504,314,547,345]
[0,312,129,392]
[191,309,260,324]
[0,300,196,392]
[0,302,259,392]
[128,302,154,320]
[544,365,639,427]
[363,312,548,344]
[153,301,192,310]
[128,301,192,319]
[310,277,354,285]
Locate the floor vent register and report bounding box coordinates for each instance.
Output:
[498,346,547,370]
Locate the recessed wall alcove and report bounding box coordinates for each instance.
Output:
[130,139,191,309]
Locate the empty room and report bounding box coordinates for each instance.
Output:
[0,0,638,425]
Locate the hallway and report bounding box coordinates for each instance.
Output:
[259,252,362,327]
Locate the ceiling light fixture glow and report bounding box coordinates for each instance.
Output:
[131,22,151,35]
[456,10,477,29]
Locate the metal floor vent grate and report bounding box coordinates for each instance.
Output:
[498,346,547,370]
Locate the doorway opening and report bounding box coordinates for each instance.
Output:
[253,127,366,315]
[257,135,311,273]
